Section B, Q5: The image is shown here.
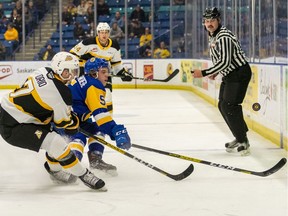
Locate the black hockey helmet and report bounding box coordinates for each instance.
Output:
[203,7,221,20]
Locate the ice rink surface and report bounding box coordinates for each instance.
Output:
[0,89,287,216]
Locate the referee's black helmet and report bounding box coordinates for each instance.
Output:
[203,7,221,20]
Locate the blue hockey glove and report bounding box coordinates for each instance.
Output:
[111,125,131,150]
[117,68,133,82]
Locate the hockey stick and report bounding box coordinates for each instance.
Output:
[79,128,194,181]
[132,144,287,177]
[113,69,180,82]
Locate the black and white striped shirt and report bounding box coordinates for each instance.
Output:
[202,26,248,77]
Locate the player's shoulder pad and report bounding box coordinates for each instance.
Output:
[110,38,120,51]
[82,37,97,46]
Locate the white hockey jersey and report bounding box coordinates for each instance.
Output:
[1,67,73,128]
[70,36,124,74]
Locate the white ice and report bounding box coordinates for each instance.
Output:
[0,89,287,216]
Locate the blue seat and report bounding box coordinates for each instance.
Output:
[107,0,125,7]
[173,12,185,21]
[63,31,74,39]
[2,40,13,56]
[75,16,87,24]
[51,32,60,40]
[140,0,151,6]
[158,12,169,21]
[128,37,140,45]
[98,15,111,23]
[81,24,90,32]
[68,39,81,46]
[62,24,74,32]
[46,39,59,46]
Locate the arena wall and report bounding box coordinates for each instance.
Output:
[0,59,287,150]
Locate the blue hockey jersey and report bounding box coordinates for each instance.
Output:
[68,75,116,136]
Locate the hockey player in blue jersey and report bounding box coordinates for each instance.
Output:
[67,57,131,175]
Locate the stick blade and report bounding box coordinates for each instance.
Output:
[260,157,287,177]
[153,69,180,82]
[168,164,194,181]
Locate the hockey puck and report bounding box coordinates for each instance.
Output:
[252,103,261,111]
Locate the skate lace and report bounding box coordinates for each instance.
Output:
[81,170,100,185]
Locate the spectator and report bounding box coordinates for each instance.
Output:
[153,41,170,58]
[13,15,23,41]
[85,0,93,9]
[14,0,23,16]
[110,11,124,30]
[109,22,124,42]
[177,38,185,53]
[73,22,86,40]
[27,0,38,27]
[85,6,94,24]
[10,9,19,25]
[0,16,8,33]
[39,44,56,61]
[62,6,73,25]
[128,20,144,38]
[97,0,110,16]
[139,27,152,57]
[129,5,146,22]
[4,23,19,50]
[0,3,4,19]
[86,21,95,37]
[67,4,78,18]
[73,0,81,6]
[77,0,88,16]
[24,5,33,34]
[0,41,6,60]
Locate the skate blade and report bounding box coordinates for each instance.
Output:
[50,176,78,185]
[90,167,118,177]
[226,148,237,153]
[97,186,108,192]
[240,149,251,156]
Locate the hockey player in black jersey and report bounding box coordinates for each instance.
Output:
[192,7,252,156]
[0,52,107,191]
[70,22,133,113]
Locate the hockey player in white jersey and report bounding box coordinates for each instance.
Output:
[0,52,106,191]
[67,57,131,176]
[70,22,133,113]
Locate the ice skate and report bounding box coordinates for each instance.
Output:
[225,139,239,153]
[79,169,107,191]
[237,140,250,156]
[88,151,118,176]
[44,162,78,184]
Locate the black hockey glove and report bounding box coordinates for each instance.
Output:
[117,68,133,82]
[64,111,79,135]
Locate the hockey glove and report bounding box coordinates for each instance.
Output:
[111,124,131,150]
[64,112,80,135]
[117,68,133,82]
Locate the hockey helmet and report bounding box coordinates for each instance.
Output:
[96,22,110,34]
[84,57,109,78]
[203,7,221,20]
[51,52,79,81]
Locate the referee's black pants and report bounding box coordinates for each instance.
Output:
[218,64,252,143]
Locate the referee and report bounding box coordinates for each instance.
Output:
[193,7,252,156]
